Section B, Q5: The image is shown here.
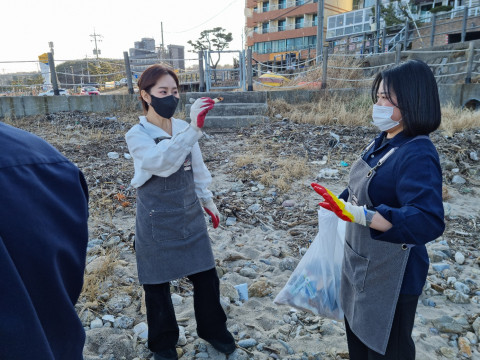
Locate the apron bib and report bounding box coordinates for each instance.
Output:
[135,150,215,284]
[340,139,422,355]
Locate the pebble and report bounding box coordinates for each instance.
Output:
[238,339,257,348]
[455,251,465,264]
[454,281,470,294]
[114,316,134,329]
[282,199,296,207]
[226,217,237,226]
[107,152,119,159]
[133,322,148,340]
[171,294,184,306]
[102,315,115,323]
[445,289,470,304]
[432,263,451,272]
[90,317,103,329]
[452,175,466,184]
[279,257,298,271]
[470,151,478,161]
[432,316,464,334]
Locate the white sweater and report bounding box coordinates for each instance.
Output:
[125,116,213,200]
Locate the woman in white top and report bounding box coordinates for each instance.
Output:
[125,65,235,360]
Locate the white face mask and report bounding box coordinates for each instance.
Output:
[372,105,401,131]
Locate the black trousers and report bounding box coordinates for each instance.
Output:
[143,268,228,352]
[345,294,419,360]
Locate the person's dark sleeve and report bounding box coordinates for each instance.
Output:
[339,188,349,201]
[0,160,88,360]
[371,143,445,245]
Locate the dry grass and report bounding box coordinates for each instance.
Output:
[440,102,480,136]
[234,150,310,192]
[268,96,480,135]
[268,93,372,126]
[80,247,120,305]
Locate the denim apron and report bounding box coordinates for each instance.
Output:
[340,136,426,355]
[134,136,215,284]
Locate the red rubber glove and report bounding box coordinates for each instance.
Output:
[311,183,366,225]
[201,198,220,229]
[190,97,215,128]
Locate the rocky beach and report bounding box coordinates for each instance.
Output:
[7,110,480,360]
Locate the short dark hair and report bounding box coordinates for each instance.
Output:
[137,65,180,114]
[371,59,441,136]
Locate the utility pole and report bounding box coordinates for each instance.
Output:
[161,22,165,60]
[48,41,54,56]
[316,0,325,60]
[375,0,381,53]
[90,29,103,63]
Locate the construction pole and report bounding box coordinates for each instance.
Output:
[161,22,165,59]
[316,0,324,61]
[123,52,134,95]
[374,0,381,53]
[247,48,253,91]
[48,52,59,95]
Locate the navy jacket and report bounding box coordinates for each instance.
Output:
[0,122,89,359]
[340,131,445,295]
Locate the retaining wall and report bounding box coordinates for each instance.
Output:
[0,84,478,119]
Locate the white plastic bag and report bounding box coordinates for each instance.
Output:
[274,208,345,320]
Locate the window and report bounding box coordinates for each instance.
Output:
[346,13,354,26]
[287,38,295,51]
[278,39,286,51]
[262,22,270,33]
[272,40,279,52]
[313,14,318,26]
[294,37,304,49]
[264,41,272,53]
[263,1,269,12]
[295,16,304,29]
[336,15,344,27]
[278,19,286,31]
[279,0,286,9]
[296,0,304,5]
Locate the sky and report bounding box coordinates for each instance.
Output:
[0,0,246,74]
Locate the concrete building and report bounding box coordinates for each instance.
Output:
[245,0,353,65]
[128,38,186,74]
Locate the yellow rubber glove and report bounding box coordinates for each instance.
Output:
[311,183,366,226]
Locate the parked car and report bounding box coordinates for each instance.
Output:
[80,87,100,95]
[39,89,69,96]
[118,78,128,86]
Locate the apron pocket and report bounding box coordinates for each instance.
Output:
[184,199,207,238]
[343,241,370,293]
[150,207,185,242]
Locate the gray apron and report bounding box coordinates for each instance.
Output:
[340,138,423,355]
[134,138,215,285]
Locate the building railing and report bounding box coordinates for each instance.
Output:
[327,5,480,55]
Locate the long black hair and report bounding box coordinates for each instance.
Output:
[371,59,441,136]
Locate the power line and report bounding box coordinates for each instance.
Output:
[164,0,240,34]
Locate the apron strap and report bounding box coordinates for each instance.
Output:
[366,135,430,178]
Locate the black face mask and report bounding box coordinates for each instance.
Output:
[149,94,179,119]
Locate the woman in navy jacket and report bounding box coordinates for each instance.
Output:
[312,59,445,359]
